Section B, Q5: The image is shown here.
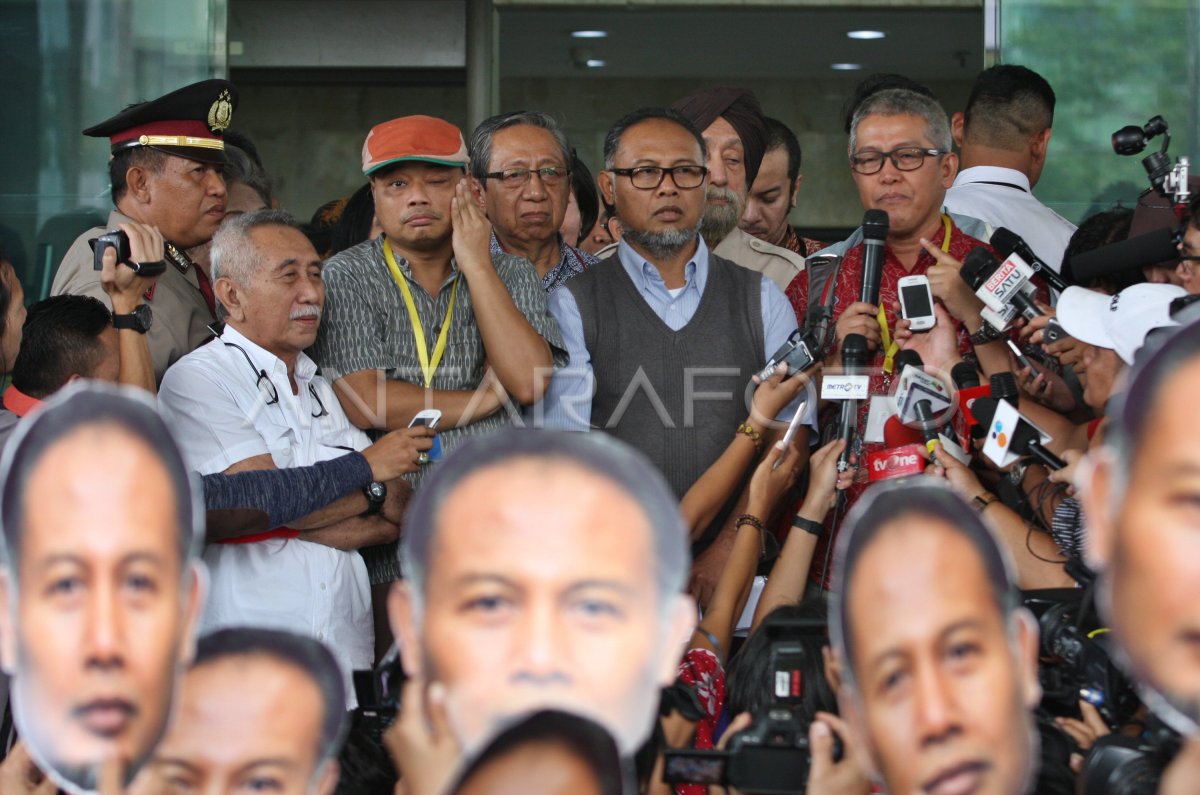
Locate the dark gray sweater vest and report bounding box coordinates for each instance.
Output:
[567,252,765,498]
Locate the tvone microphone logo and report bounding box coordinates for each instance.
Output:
[867,444,926,481]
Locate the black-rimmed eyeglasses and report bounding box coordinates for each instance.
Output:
[850,147,945,175]
[609,165,708,190]
[223,339,329,418]
[482,166,569,189]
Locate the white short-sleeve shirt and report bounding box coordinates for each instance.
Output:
[159,325,375,696]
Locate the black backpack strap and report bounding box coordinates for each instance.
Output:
[803,253,844,361]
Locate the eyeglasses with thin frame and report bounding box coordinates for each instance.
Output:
[849,147,945,175]
[609,165,708,190]
[482,166,569,189]
[223,339,329,418]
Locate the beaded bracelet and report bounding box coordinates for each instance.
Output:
[735,513,770,559]
[736,422,763,452]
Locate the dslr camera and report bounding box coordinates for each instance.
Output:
[88,230,167,277]
[663,618,838,795]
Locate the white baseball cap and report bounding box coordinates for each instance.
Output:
[1057,282,1186,365]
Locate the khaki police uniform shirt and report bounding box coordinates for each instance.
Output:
[51,210,215,383]
[714,226,806,292]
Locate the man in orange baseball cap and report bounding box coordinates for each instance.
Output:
[309,115,565,588]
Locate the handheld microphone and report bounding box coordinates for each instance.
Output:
[989,372,1020,406]
[893,348,923,375]
[913,398,940,454]
[990,227,1071,293]
[883,414,925,448]
[835,333,871,474]
[951,362,981,390]
[1069,226,1180,284]
[952,362,989,438]
[961,247,1044,328]
[860,209,889,307]
[971,397,1065,470]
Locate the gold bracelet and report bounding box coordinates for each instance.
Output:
[736,422,763,452]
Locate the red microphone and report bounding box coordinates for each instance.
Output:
[866,444,927,481]
[883,414,925,448]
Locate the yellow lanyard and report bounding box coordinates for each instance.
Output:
[879,213,953,374]
[383,238,459,388]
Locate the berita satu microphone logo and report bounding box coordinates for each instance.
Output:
[208,89,234,133]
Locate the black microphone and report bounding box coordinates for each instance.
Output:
[860,209,889,307]
[990,227,1072,293]
[951,361,982,390]
[989,372,1020,406]
[913,398,940,454]
[835,333,871,475]
[893,348,923,375]
[970,397,1065,470]
[1070,226,1179,283]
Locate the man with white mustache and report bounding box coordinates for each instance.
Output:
[670,87,806,292]
[159,209,412,695]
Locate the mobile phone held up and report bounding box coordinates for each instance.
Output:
[409,409,443,461]
[898,274,936,332]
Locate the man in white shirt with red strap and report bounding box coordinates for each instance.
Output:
[159,209,424,694]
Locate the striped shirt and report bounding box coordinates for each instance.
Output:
[310,236,567,581]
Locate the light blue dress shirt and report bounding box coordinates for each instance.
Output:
[534,237,816,433]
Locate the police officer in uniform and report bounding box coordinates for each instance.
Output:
[52,79,238,383]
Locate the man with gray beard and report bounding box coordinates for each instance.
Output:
[670,87,806,292]
[540,108,812,579]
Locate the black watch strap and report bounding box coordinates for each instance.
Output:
[112,304,152,333]
[791,515,826,537]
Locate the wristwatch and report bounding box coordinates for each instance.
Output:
[363,481,387,515]
[112,303,153,334]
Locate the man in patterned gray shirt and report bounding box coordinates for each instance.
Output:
[310,114,566,584]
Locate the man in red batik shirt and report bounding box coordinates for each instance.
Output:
[787,87,1025,589]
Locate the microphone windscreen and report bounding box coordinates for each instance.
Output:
[1070,226,1178,283]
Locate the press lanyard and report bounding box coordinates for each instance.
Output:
[878,213,953,374]
[383,239,459,387]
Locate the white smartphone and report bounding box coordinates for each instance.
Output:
[408,408,442,430]
[898,274,936,332]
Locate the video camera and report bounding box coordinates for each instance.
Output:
[1112,115,1192,207]
[1080,717,1182,795]
[1023,576,1139,731]
[87,229,167,277]
[352,647,405,744]
[663,618,839,795]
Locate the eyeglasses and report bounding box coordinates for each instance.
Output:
[224,339,329,418]
[849,147,945,175]
[482,166,569,189]
[609,165,708,190]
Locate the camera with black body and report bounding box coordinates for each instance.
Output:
[757,329,819,382]
[1023,573,1139,729]
[352,647,406,744]
[1080,716,1181,795]
[662,618,839,795]
[88,230,167,277]
[1112,115,1192,207]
